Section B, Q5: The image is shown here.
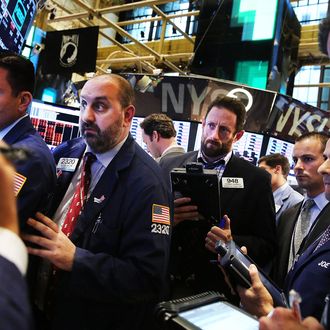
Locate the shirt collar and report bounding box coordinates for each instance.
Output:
[85,134,128,169]
[273,182,289,200]
[0,114,29,140]
[197,149,233,167]
[304,192,329,212]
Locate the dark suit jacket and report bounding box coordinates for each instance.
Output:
[272,201,330,287]
[161,151,276,297]
[3,116,56,230]
[0,256,32,330]
[48,135,171,330]
[284,234,330,320]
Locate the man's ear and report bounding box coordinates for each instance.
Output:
[153,130,160,142]
[274,165,282,174]
[18,92,32,113]
[234,130,244,143]
[123,105,135,126]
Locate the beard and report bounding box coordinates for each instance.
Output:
[201,135,233,159]
[80,118,123,154]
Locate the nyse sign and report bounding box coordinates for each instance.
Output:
[130,74,276,133]
[127,74,327,141]
[161,83,254,115]
[267,94,330,142]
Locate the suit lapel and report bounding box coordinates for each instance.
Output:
[303,203,330,252]
[286,238,330,289]
[277,202,302,263]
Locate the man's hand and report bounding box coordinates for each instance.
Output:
[22,212,76,271]
[173,197,199,226]
[205,215,232,253]
[237,264,274,317]
[259,307,325,330]
[0,152,18,234]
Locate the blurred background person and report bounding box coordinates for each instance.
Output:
[140,113,185,163]
[258,153,303,224]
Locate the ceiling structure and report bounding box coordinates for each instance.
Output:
[35,0,198,78]
[34,0,327,81]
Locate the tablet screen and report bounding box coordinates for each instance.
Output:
[178,301,258,330]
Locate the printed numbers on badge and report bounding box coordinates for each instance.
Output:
[57,158,79,172]
[222,177,244,189]
[151,223,170,235]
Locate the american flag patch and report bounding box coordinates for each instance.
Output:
[14,172,27,196]
[152,204,170,225]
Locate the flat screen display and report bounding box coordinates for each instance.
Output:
[29,100,80,150]
[0,0,37,53]
[233,131,264,165]
[178,301,258,330]
[265,136,297,185]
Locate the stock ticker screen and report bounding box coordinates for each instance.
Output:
[0,0,36,53]
[233,131,264,165]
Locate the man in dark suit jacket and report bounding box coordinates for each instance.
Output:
[238,137,330,322]
[161,96,276,299]
[0,150,32,330]
[24,74,171,330]
[272,132,330,287]
[0,52,56,230]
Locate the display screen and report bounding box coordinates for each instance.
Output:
[29,100,80,150]
[178,301,258,330]
[130,116,191,153]
[233,131,264,165]
[231,0,278,41]
[0,0,37,53]
[30,105,195,153]
[266,136,297,185]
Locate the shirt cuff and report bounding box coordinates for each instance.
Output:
[0,227,28,275]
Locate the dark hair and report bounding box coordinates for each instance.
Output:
[319,16,330,55]
[258,153,290,177]
[205,96,246,132]
[296,132,329,151]
[0,51,35,96]
[140,113,176,138]
[110,74,135,108]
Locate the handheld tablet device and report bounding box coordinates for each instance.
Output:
[171,163,220,226]
[156,291,258,330]
[215,240,288,307]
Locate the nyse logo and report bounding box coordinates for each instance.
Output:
[318,261,330,269]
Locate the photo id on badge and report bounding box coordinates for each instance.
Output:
[57,157,79,172]
[222,177,244,189]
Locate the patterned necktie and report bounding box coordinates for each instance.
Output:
[314,225,330,252]
[198,158,225,170]
[294,199,315,253]
[62,152,96,238]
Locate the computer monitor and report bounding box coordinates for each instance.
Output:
[0,0,37,53]
[233,131,264,165]
[29,100,80,150]
[265,136,297,186]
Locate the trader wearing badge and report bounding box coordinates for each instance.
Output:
[161,96,276,299]
[23,74,172,330]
